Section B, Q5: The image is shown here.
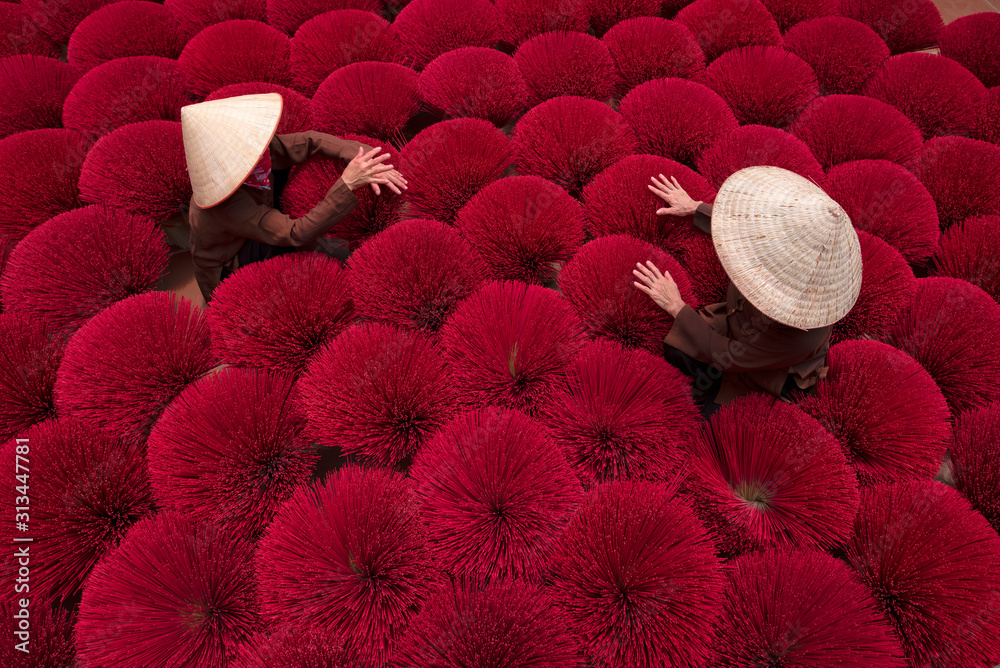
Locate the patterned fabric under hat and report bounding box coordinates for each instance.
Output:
[242,150,271,190]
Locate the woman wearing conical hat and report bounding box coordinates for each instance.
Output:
[181,93,407,302]
[633,167,862,413]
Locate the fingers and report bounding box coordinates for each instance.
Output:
[649,176,671,192]
[659,174,677,192]
[646,261,674,285]
[384,171,407,192]
[381,171,404,195]
[648,182,675,207]
[632,273,654,291]
[636,261,675,287]
[356,145,379,162]
[385,169,407,185]
[657,174,688,199]
[370,182,381,196]
[633,281,653,296]
[648,182,670,197]
[632,264,656,287]
[644,261,664,281]
[655,207,677,216]
[647,261,675,286]
[357,165,395,185]
[633,262,654,279]
[355,146,383,167]
[362,151,390,167]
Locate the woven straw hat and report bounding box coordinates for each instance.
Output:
[710,166,862,330]
[181,93,283,208]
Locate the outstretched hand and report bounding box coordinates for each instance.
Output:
[341,146,408,196]
[648,174,701,217]
[633,260,687,317]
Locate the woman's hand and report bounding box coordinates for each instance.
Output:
[648,174,701,217]
[341,146,408,196]
[633,261,687,317]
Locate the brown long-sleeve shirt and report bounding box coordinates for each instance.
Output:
[664,203,833,404]
[188,131,366,301]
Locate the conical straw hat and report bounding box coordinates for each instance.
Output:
[710,166,862,330]
[181,93,283,208]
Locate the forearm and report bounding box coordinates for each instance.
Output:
[664,305,797,373]
[270,131,371,169]
[663,305,718,366]
[693,202,713,235]
[254,178,359,246]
